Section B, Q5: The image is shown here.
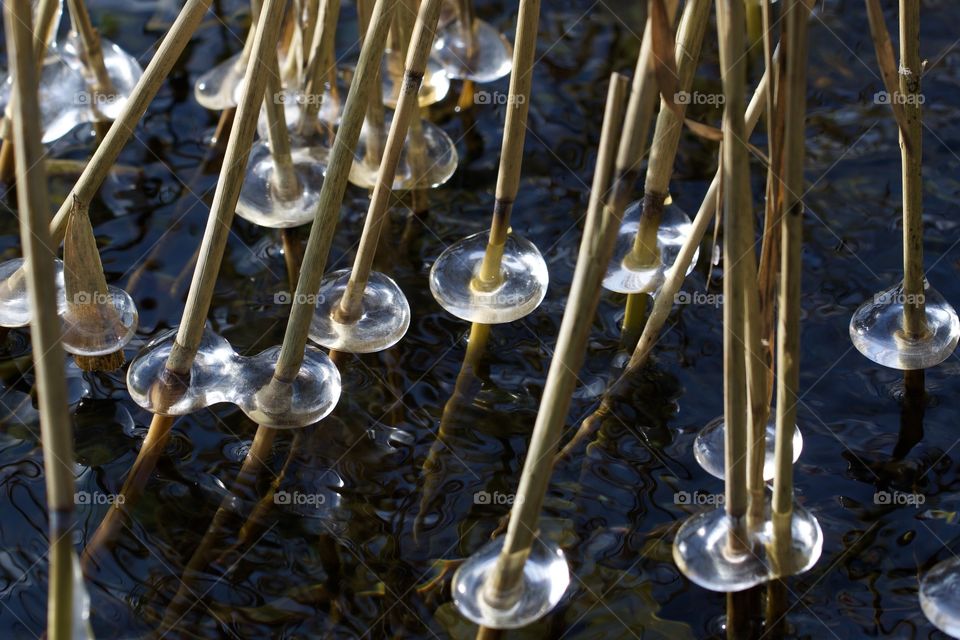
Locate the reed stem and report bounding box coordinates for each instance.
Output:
[716,0,750,546]
[607,1,679,344]
[358,0,388,169]
[336,0,444,323]
[48,0,214,245]
[621,0,709,345]
[455,0,477,56]
[163,0,288,376]
[65,0,116,100]
[473,0,540,290]
[771,0,811,567]
[4,0,75,635]
[270,0,395,384]
[480,73,628,614]
[299,0,340,138]
[556,61,772,463]
[63,199,126,371]
[0,0,63,181]
[899,0,926,338]
[263,54,300,201]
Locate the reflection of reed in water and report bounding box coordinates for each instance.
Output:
[416,322,491,539]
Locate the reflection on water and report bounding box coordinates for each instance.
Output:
[2,0,960,637]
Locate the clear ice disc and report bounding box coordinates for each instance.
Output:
[194,51,245,110]
[429,231,548,324]
[235,140,326,228]
[603,199,698,294]
[61,285,139,356]
[849,280,959,370]
[308,269,411,353]
[0,258,67,327]
[693,416,803,481]
[452,536,570,629]
[920,556,960,638]
[349,115,458,190]
[433,19,513,83]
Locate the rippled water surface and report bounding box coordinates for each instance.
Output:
[3,0,960,637]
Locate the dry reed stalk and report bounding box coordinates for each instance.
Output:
[299,0,340,141]
[555,60,772,463]
[620,0,709,346]
[63,199,126,371]
[477,73,628,626]
[4,0,76,635]
[770,0,812,577]
[0,0,61,181]
[716,0,751,549]
[898,0,926,338]
[65,0,117,103]
[357,0,388,169]
[48,0,215,244]
[162,0,289,376]
[262,54,300,200]
[335,0,445,322]
[81,414,175,571]
[472,0,541,289]
[265,0,396,386]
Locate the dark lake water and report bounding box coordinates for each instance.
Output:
[3,0,960,637]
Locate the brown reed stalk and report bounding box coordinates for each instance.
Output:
[266,0,395,386]
[48,0,214,244]
[262,54,300,201]
[0,0,61,181]
[78,0,288,568]
[65,0,117,104]
[770,0,811,579]
[161,0,290,377]
[898,0,926,339]
[477,73,629,626]
[299,0,340,140]
[4,0,76,635]
[357,0,388,169]
[620,0,709,346]
[756,0,785,408]
[555,58,772,463]
[472,0,541,289]
[62,199,126,371]
[606,0,680,345]
[454,0,477,56]
[716,0,750,551]
[335,0,444,322]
